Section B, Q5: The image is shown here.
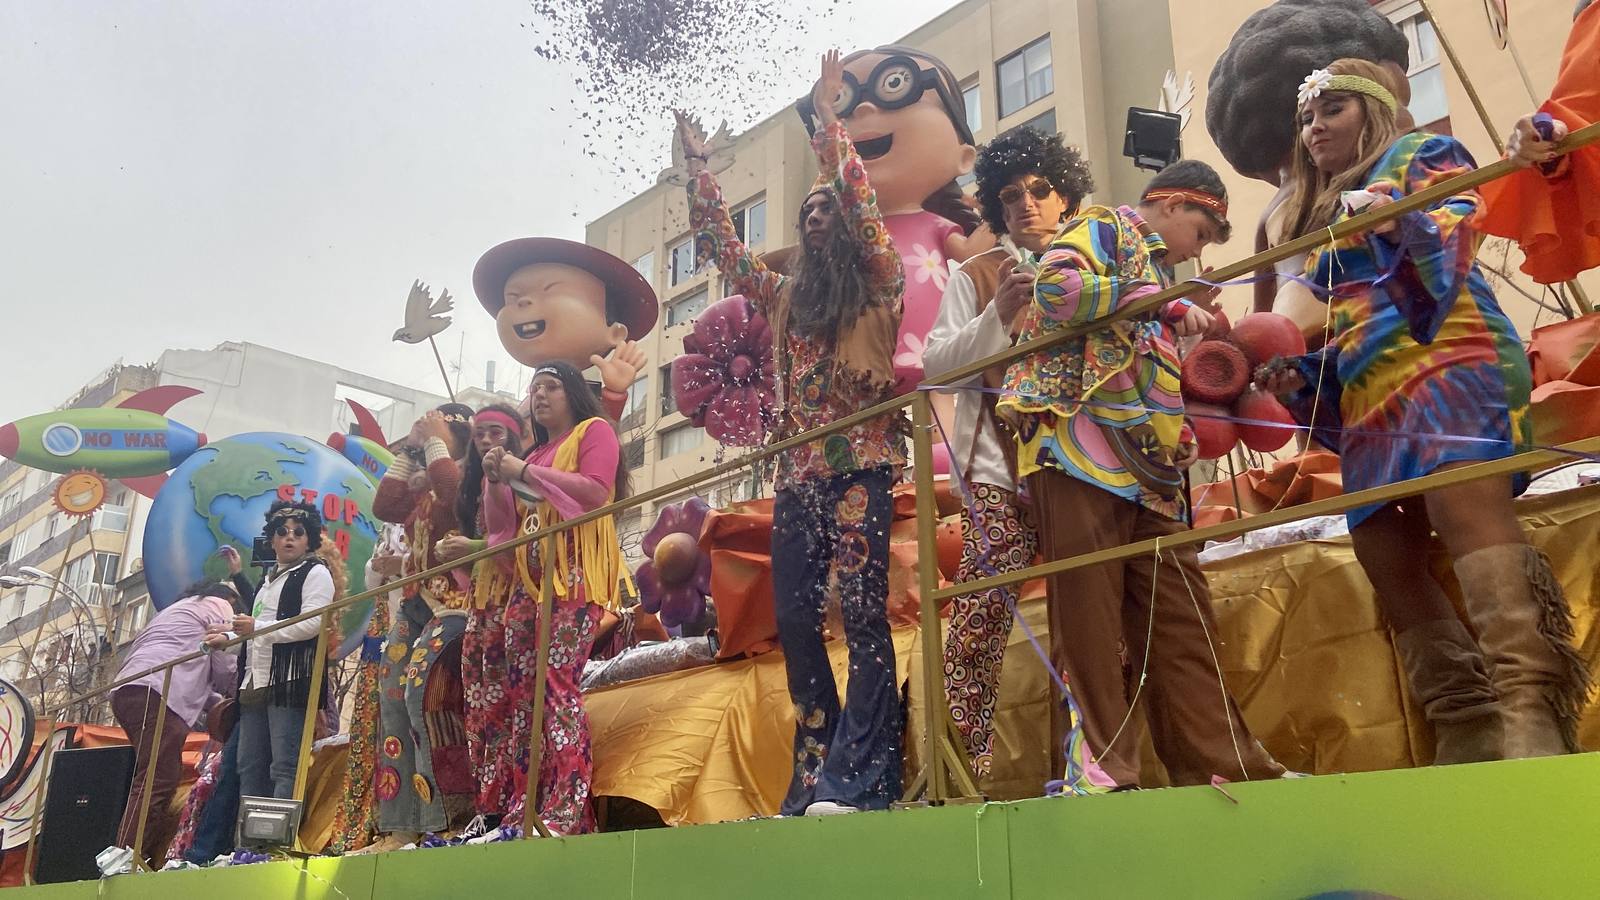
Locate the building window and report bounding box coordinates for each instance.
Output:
[65,551,120,593]
[666,287,709,328]
[0,487,20,518]
[620,374,649,432]
[10,527,29,560]
[1388,5,1449,132]
[1017,108,1057,138]
[668,237,697,287]
[660,364,677,417]
[0,540,10,566]
[732,199,768,248]
[623,436,646,470]
[631,251,656,288]
[997,36,1053,118]
[961,80,981,136]
[659,424,703,460]
[44,513,62,540]
[93,503,131,533]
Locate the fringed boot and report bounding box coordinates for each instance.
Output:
[1393,619,1504,764]
[1454,544,1591,758]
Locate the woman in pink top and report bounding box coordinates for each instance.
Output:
[472,361,630,839]
[112,581,239,865]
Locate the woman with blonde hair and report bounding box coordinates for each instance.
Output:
[1259,58,1589,762]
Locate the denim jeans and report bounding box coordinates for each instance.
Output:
[236,693,307,800]
[185,729,240,863]
[771,466,901,813]
[377,597,468,834]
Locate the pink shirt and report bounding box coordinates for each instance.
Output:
[885,210,963,394]
[483,421,621,550]
[115,595,237,728]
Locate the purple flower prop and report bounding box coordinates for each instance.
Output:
[636,496,712,628]
[671,295,775,447]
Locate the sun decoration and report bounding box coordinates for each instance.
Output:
[635,497,712,629]
[52,469,109,518]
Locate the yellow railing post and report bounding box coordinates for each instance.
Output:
[909,393,948,804]
[20,719,61,885]
[290,611,332,853]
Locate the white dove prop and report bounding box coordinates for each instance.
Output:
[394,279,454,344]
[395,279,458,400]
[659,115,738,187]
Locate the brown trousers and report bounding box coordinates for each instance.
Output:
[1030,470,1284,787]
[112,685,190,864]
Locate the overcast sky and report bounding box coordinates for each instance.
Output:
[0,0,960,425]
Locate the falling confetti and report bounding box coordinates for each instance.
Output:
[525,0,811,182]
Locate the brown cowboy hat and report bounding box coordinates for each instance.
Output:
[472,237,659,341]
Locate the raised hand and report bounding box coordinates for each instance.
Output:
[813,49,846,128]
[591,337,647,395]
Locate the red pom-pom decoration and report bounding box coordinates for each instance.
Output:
[1187,402,1238,459]
[1234,388,1296,452]
[1181,340,1251,406]
[1229,312,1307,367]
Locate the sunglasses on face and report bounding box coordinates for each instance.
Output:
[999,180,1056,207]
[797,55,970,142]
[273,525,306,539]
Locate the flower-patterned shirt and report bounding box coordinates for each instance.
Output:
[687,121,907,489]
[998,205,1195,520]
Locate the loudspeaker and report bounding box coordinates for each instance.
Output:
[1123,106,1184,172]
[33,746,136,884]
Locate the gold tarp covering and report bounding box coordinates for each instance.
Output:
[586,486,1600,823]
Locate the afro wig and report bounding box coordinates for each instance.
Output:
[973,126,1095,237]
[263,500,324,552]
[1206,0,1409,180]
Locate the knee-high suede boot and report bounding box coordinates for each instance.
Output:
[1454,544,1591,758]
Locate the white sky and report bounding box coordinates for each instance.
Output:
[0,0,961,424]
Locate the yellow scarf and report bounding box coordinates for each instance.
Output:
[514,417,634,613]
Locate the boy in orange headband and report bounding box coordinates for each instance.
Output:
[998,160,1289,790]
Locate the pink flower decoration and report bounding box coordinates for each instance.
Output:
[670,295,775,447]
[635,496,712,628]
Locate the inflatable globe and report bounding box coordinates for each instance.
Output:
[144,432,378,658]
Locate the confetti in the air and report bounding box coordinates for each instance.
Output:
[526,0,812,183]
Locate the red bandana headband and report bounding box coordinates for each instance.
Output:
[1142,188,1229,220]
[473,409,523,435]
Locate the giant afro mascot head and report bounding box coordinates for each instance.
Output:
[1206,0,1410,182]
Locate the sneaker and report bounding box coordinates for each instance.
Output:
[454,814,500,844]
[803,800,859,816]
[466,824,521,845]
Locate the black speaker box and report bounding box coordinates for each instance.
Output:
[33,745,136,884]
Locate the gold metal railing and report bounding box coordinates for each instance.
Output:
[20,119,1598,882]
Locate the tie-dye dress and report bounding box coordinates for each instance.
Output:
[1285,133,1533,528]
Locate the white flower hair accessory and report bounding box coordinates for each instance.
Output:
[1298,69,1334,108]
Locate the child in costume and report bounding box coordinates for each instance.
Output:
[923,125,1098,783]
[999,160,1288,789]
[1260,59,1590,760]
[676,50,906,815]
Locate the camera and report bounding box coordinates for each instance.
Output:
[250,535,276,567]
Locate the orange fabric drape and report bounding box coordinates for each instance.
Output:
[1192,452,1346,528]
[1476,3,1600,284]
